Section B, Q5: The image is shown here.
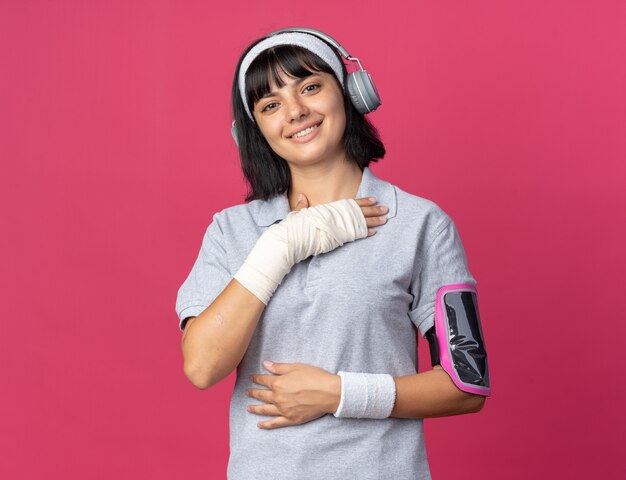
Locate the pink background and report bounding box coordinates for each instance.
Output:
[2,1,625,478]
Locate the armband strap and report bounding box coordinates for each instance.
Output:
[332,371,397,419]
[425,326,440,366]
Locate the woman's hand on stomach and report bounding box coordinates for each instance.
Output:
[246,361,341,429]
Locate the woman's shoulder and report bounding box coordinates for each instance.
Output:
[210,198,265,225]
[390,181,453,231]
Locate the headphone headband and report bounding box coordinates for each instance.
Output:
[273,27,351,59]
[238,30,345,121]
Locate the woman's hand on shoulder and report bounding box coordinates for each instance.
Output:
[292,194,387,237]
[353,196,388,236]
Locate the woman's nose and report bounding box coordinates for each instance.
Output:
[285,96,309,121]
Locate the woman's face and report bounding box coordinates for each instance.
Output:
[252,69,346,168]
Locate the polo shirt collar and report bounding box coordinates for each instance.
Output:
[256,166,397,227]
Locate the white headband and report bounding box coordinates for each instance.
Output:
[238,32,345,121]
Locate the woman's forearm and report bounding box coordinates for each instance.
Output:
[324,366,485,419]
[181,278,266,389]
[390,366,486,418]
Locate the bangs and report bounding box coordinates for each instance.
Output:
[244,45,339,113]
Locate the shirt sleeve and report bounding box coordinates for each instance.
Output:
[408,215,477,338]
[175,214,232,332]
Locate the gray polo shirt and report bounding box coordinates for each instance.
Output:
[176,166,477,480]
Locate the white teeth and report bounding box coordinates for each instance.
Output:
[290,124,319,138]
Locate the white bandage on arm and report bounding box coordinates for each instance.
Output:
[234,198,368,305]
[333,371,397,419]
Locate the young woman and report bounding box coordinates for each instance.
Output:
[176,28,490,480]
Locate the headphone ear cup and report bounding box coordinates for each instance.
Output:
[347,70,381,114]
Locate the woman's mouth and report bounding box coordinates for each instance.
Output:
[287,122,321,143]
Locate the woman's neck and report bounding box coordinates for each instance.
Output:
[287,160,364,211]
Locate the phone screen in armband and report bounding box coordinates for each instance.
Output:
[435,284,491,396]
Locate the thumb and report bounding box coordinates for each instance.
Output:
[294,193,309,211]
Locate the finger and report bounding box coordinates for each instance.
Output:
[361,204,389,218]
[354,196,378,207]
[258,416,295,430]
[250,374,273,387]
[364,215,387,236]
[247,403,281,416]
[264,361,298,375]
[365,216,386,237]
[364,215,388,231]
[247,388,274,404]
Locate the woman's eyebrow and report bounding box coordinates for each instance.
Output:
[261,75,321,99]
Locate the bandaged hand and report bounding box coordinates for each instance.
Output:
[234,198,368,305]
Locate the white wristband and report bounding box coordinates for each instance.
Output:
[234,198,367,305]
[333,371,397,419]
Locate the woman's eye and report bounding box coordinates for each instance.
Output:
[261,102,278,112]
[303,84,320,93]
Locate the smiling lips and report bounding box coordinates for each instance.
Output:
[287,122,321,142]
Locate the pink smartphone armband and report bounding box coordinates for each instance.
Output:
[426,283,491,396]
